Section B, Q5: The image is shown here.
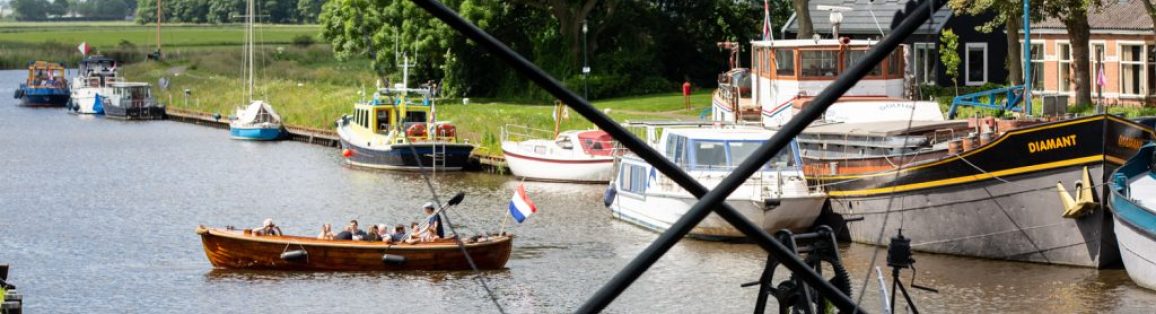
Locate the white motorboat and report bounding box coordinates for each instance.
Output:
[68,56,121,115]
[501,125,617,183]
[605,124,826,239]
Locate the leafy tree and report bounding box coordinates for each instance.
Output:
[11,0,48,20]
[948,0,1025,85]
[1040,0,1098,105]
[939,28,961,95]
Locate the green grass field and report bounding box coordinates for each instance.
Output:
[0,22,319,48]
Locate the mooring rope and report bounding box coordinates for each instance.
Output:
[393,95,507,314]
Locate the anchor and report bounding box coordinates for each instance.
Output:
[1057,166,1099,218]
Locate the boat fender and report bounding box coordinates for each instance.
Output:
[764,198,781,210]
[382,254,406,265]
[280,250,309,262]
[13,89,22,99]
[602,185,617,208]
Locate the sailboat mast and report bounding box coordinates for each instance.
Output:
[246,0,255,102]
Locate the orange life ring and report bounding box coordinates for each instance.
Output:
[406,123,428,138]
[435,123,456,138]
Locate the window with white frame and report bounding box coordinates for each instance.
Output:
[1029,43,1044,91]
[1121,44,1144,96]
[965,43,987,85]
[1058,43,1071,92]
[1090,43,1105,93]
[913,43,935,84]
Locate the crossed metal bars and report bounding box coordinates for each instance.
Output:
[410,0,945,312]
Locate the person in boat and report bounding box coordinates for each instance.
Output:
[405,222,422,244]
[335,225,353,240]
[386,224,406,244]
[348,219,368,241]
[366,225,381,242]
[317,224,335,240]
[376,224,389,241]
[253,218,282,236]
[423,202,445,239]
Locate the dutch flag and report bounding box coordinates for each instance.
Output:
[508,184,538,223]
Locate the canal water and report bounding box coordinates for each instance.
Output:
[1,69,1154,313]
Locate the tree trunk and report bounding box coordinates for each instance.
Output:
[1065,15,1093,106]
[792,0,813,39]
[1006,16,1023,85]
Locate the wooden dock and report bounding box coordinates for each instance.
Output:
[164,108,509,172]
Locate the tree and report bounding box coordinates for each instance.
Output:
[791,0,813,39]
[940,28,961,95]
[11,0,49,20]
[510,0,617,69]
[1041,0,1098,105]
[948,0,1032,85]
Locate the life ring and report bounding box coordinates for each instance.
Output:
[406,123,428,138]
[435,123,457,138]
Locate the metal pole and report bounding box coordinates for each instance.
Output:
[583,20,589,100]
[1023,0,1032,116]
[410,0,940,311]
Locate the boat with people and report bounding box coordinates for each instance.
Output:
[68,55,121,115]
[1109,143,1156,290]
[501,124,618,183]
[228,0,284,140]
[336,82,474,170]
[14,60,70,106]
[196,226,512,271]
[102,81,165,120]
[605,122,827,240]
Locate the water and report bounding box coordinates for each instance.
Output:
[1,69,1154,313]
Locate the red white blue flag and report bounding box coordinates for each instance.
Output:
[78,42,91,55]
[762,0,773,41]
[508,184,537,223]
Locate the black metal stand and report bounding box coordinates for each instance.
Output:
[744,226,851,314]
[886,230,937,314]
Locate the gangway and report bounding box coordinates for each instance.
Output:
[946,85,1027,119]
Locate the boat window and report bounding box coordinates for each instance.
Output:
[403,111,427,123]
[776,49,795,76]
[620,164,648,194]
[556,137,573,150]
[800,50,838,77]
[692,140,728,169]
[666,135,687,165]
[845,50,883,76]
[734,141,796,168]
[376,109,392,132]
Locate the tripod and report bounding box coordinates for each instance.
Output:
[886,229,937,314]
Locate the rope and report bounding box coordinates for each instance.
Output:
[396,97,507,314]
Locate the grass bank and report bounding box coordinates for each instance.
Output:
[0,22,319,69]
[122,46,709,154]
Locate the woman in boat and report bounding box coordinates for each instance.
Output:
[317,224,334,240]
[366,225,381,241]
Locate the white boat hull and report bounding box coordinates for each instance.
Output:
[1115,217,1156,290]
[70,87,107,114]
[502,145,614,183]
[610,189,826,239]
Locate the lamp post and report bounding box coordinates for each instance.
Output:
[582,20,590,100]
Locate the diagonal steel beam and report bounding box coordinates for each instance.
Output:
[412,0,942,312]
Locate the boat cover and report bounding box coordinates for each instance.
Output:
[578,130,614,156]
[236,100,282,125]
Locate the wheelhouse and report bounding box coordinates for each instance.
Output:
[658,128,801,171]
[750,39,905,82]
[25,61,67,88]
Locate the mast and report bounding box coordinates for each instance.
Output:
[246,0,255,102]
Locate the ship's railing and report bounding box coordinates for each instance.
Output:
[501,124,555,143]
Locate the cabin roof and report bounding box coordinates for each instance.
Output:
[782,0,953,36]
[1034,0,1152,33]
[664,128,775,141]
[750,39,880,48]
[802,120,968,136]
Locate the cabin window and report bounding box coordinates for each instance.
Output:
[556,138,573,150]
[776,49,795,76]
[913,43,935,84]
[403,111,427,123]
[665,135,687,166]
[888,50,902,76]
[964,43,988,86]
[752,48,760,76]
[763,48,773,75]
[730,140,797,168]
[376,109,392,132]
[1121,44,1144,96]
[800,50,838,77]
[844,50,882,76]
[620,164,648,194]
[692,140,729,169]
[1058,43,1072,92]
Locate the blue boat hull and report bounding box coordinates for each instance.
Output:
[231,127,284,140]
[17,86,70,106]
[340,138,475,171]
[1110,144,1156,290]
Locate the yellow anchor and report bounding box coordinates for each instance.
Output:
[1057,166,1099,218]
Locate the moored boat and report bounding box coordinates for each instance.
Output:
[606,124,827,240]
[102,82,166,120]
[228,0,285,140]
[14,61,70,106]
[336,85,474,171]
[1109,143,1156,289]
[501,125,617,183]
[68,56,121,115]
[196,226,512,271]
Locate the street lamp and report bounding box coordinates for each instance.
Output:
[582,20,590,100]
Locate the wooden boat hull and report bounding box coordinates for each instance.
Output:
[197,227,512,271]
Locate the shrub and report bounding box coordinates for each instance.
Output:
[292,35,315,48]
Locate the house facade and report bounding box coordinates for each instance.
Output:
[1031,0,1156,106]
[782,0,1008,88]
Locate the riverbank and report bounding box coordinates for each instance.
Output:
[120,45,709,155]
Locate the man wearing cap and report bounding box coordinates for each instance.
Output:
[423,202,445,239]
[254,218,282,236]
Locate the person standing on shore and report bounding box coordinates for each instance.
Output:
[682,80,692,110]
